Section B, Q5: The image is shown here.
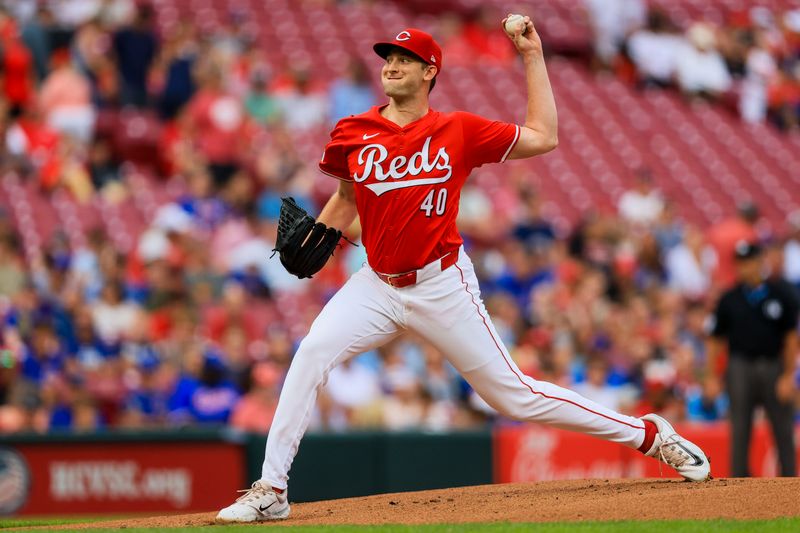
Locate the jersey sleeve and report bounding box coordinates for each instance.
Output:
[318,121,352,182]
[457,111,520,171]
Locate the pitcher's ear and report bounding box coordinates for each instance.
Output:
[424,64,438,80]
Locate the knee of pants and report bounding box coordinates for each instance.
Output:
[495,404,522,420]
[505,403,535,421]
[481,393,529,420]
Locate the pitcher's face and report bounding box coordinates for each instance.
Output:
[381,49,435,98]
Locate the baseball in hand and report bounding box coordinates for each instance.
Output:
[504,14,528,36]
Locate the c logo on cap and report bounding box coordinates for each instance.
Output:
[396,31,411,41]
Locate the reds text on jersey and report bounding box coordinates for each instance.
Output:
[319,106,520,274]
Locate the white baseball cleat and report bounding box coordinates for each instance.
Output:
[215,480,290,522]
[641,413,711,482]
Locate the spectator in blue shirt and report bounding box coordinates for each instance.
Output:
[113,4,158,107]
[155,20,197,119]
[490,241,555,317]
[328,59,377,124]
[169,351,240,424]
[21,322,66,384]
[122,354,170,427]
[685,380,727,422]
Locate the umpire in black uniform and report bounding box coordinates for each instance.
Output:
[706,240,799,477]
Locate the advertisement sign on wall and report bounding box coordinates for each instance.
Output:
[494,422,800,483]
[5,442,244,515]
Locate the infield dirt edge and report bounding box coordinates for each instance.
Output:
[24,478,800,529]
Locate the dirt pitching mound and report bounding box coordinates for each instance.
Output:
[43,478,800,528]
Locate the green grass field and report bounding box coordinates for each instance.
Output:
[2,518,800,532]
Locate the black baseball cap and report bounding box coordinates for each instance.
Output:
[733,240,762,260]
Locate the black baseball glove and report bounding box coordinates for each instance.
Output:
[272,197,347,279]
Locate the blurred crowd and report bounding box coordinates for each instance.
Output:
[584,0,800,129]
[0,1,799,436]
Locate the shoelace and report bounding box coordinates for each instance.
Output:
[235,481,270,504]
[657,434,693,469]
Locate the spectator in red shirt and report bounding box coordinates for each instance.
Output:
[201,280,263,345]
[38,48,96,144]
[1,14,35,113]
[707,201,760,288]
[185,61,246,187]
[767,69,800,130]
[461,7,515,65]
[230,362,281,433]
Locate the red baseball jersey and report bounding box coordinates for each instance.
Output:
[319,105,520,274]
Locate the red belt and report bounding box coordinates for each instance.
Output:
[374,250,459,288]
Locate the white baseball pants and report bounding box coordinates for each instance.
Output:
[261,247,646,489]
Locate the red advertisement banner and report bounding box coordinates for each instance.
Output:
[494,422,800,483]
[2,442,244,515]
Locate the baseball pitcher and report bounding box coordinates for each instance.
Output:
[217,15,711,522]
